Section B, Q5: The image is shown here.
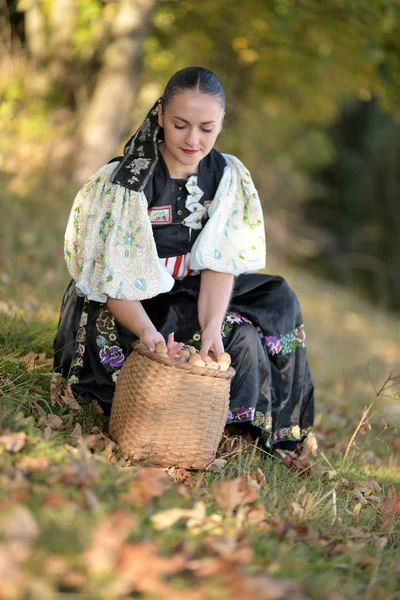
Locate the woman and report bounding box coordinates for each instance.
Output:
[54,66,314,456]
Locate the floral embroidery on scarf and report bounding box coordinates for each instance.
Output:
[127,157,152,184]
[263,324,306,356]
[95,307,125,378]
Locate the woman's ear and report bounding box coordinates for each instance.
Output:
[157,104,164,128]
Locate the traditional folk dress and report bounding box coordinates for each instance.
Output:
[54,99,314,455]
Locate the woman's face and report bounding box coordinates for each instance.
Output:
[157,90,224,175]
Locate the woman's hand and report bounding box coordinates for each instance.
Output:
[140,328,184,359]
[200,321,224,359]
[140,326,165,352]
[166,332,184,358]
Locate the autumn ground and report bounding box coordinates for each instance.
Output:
[1,180,400,600]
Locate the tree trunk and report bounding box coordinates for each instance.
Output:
[74,0,158,185]
[48,0,76,84]
[24,0,47,65]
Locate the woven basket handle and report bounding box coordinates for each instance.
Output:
[132,341,235,380]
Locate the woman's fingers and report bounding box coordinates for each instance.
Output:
[166,332,184,358]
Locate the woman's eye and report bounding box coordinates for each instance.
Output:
[201,128,213,133]
[174,125,186,130]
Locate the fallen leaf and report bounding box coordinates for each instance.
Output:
[389,438,400,453]
[111,542,186,596]
[20,351,47,371]
[290,501,305,518]
[0,505,40,560]
[206,458,227,473]
[91,399,104,414]
[151,501,206,531]
[212,477,258,513]
[123,467,168,507]
[303,432,318,458]
[45,414,63,431]
[61,384,82,410]
[244,468,267,490]
[71,423,82,438]
[281,455,312,478]
[18,456,49,471]
[352,502,362,517]
[355,553,375,567]
[0,432,27,453]
[245,502,268,525]
[167,466,193,484]
[49,372,63,406]
[84,511,134,572]
[379,486,400,529]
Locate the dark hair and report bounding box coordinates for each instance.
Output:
[161,66,225,111]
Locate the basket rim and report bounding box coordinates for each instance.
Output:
[131,341,235,380]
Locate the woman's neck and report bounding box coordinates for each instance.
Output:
[158,142,200,179]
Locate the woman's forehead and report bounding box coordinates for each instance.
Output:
[165,91,223,119]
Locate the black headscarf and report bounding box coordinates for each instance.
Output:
[109,98,163,193]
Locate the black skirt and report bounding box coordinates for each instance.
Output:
[54,273,315,454]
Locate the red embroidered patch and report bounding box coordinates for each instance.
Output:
[148,205,172,225]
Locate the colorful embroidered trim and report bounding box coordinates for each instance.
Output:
[263,324,306,356]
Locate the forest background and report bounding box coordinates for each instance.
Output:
[2,0,400,316]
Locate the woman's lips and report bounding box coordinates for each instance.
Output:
[181,149,199,155]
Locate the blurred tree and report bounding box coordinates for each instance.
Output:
[305,98,400,310]
[75,0,159,182]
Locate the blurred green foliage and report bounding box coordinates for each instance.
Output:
[1,0,400,309]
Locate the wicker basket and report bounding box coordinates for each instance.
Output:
[108,341,235,469]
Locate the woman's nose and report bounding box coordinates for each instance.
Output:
[185,128,200,147]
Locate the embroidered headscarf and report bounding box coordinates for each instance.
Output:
[109,98,162,192]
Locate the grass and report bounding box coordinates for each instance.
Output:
[1,180,400,599]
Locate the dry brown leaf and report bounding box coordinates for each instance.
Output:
[167,466,193,484]
[20,351,48,371]
[212,477,258,513]
[352,502,362,517]
[379,486,400,529]
[206,458,227,473]
[45,414,63,431]
[84,511,134,572]
[123,467,169,507]
[91,399,104,413]
[18,456,49,471]
[151,501,206,531]
[245,502,268,525]
[244,468,267,490]
[202,534,253,564]
[290,501,305,518]
[71,423,82,438]
[0,431,27,453]
[49,372,63,406]
[355,478,381,497]
[355,553,375,567]
[303,432,318,458]
[0,505,40,561]
[60,383,82,410]
[113,542,186,596]
[281,455,312,478]
[388,438,400,453]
